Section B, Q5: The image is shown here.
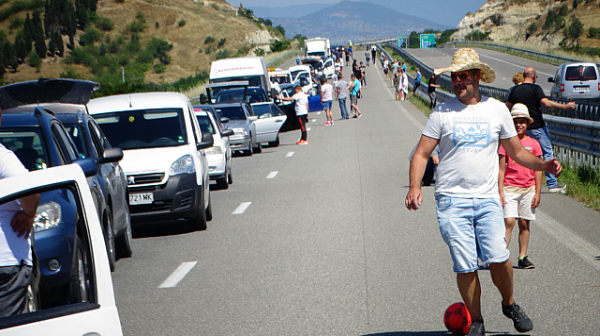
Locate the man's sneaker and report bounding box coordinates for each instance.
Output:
[502,302,533,332]
[330,121,334,125]
[297,140,308,145]
[518,256,535,269]
[467,319,485,336]
[357,113,363,118]
[548,183,567,194]
[352,115,358,118]
[324,121,331,126]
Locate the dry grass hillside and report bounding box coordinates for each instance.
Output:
[1,0,278,84]
[453,0,600,60]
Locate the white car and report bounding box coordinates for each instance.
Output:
[250,102,287,147]
[194,108,234,189]
[0,164,123,335]
[88,92,215,231]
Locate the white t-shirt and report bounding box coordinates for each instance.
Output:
[293,91,308,116]
[422,96,516,198]
[0,145,32,266]
[321,83,333,101]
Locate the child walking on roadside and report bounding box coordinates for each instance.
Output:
[498,103,543,269]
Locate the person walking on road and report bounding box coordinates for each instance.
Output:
[296,54,300,65]
[365,51,370,66]
[383,58,389,81]
[321,78,334,126]
[359,61,367,87]
[428,73,440,109]
[349,73,362,118]
[400,68,408,100]
[371,45,377,67]
[335,72,350,120]
[505,67,576,194]
[0,107,41,317]
[391,60,400,87]
[277,85,309,145]
[498,103,542,270]
[405,48,561,336]
[407,67,422,100]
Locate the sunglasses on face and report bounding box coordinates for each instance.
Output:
[451,72,472,81]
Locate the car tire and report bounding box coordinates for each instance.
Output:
[116,210,133,259]
[67,236,89,304]
[205,192,213,222]
[103,209,116,272]
[189,188,207,231]
[216,176,228,190]
[268,136,280,147]
[244,144,253,156]
[228,170,233,184]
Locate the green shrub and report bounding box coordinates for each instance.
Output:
[235,45,251,56]
[588,27,600,38]
[526,22,538,36]
[153,62,166,74]
[178,19,186,27]
[217,38,226,48]
[215,48,230,59]
[211,3,219,10]
[205,46,212,54]
[79,28,102,46]
[95,17,114,31]
[9,17,24,30]
[564,17,584,38]
[270,39,290,52]
[204,36,214,44]
[27,51,41,68]
[253,48,265,56]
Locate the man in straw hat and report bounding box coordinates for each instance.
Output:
[405,49,562,336]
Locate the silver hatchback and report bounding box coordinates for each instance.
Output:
[548,62,600,101]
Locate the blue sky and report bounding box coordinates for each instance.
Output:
[226,0,488,27]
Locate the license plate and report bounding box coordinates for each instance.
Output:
[574,86,589,92]
[129,193,153,205]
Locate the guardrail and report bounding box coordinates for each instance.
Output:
[377,43,600,167]
[439,41,600,69]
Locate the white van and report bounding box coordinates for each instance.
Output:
[304,37,331,59]
[548,62,600,101]
[210,57,271,94]
[88,92,214,231]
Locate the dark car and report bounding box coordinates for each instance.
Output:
[55,106,132,270]
[0,79,125,305]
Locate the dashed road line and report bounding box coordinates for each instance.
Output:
[158,261,197,288]
[232,202,252,214]
[286,152,295,157]
[267,171,278,179]
[307,127,312,131]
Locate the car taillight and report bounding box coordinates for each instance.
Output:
[560,84,565,92]
[598,83,600,91]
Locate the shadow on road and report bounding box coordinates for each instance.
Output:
[132,220,194,238]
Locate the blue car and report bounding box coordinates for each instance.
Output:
[0,79,124,306]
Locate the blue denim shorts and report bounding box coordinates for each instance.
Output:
[435,195,509,273]
[322,100,332,110]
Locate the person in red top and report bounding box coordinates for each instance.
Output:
[498,103,542,270]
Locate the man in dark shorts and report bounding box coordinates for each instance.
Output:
[428,73,440,109]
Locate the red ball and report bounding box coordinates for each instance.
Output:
[444,302,472,335]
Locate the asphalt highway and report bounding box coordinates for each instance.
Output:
[111,51,600,335]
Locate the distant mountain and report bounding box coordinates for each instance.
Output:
[269,0,450,44]
[250,3,330,19]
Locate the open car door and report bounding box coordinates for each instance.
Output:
[0,164,122,336]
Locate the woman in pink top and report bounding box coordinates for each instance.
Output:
[498,104,543,269]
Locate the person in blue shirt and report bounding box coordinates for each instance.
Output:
[407,67,422,100]
[349,73,362,118]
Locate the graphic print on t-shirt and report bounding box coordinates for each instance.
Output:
[452,120,490,150]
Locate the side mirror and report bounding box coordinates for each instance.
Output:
[199,93,208,104]
[547,77,555,83]
[73,158,98,177]
[197,132,214,150]
[221,129,234,137]
[99,148,123,164]
[248,116,258,122]
[220,117,230,124]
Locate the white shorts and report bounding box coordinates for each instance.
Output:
[503,186,536,220]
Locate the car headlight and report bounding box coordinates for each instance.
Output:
[205,146,223,155]
[170,154,195,176]
[33,202,62,232]
[232,128,248,136]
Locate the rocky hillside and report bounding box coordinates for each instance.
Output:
[0,0,279,84]
[453,0,600,51]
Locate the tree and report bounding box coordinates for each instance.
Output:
[32,10,45,39]
[146,38,173,64]
[34,33,47,58]
[565,17,584,38]
[2,41,18,71]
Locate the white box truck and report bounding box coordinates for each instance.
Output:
[304,37,331,59]
[209,57,271,94]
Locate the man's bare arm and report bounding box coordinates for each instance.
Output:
[405,135,439,210]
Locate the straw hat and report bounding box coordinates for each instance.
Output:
[510,103,533,122]
[434,48,496,83]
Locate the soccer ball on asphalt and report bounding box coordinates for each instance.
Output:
[444,302,472,335]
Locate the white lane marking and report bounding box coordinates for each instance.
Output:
[535,210,600,272]
[311,119,317,122]
[267,171,278,179]
[477,53,554,77]
[316,112,321,115]
[286,152,295,157]
[307,127,311,131]
[158,261,197,288]
[232,202,252,214]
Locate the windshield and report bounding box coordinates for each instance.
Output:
[214,106,247,120]
[215,88,267,104]
[0,129,50,170]
[565,65,598,81]
[64,124,90,158]
[290,70,308,82]
[93,108,187,150]
[270,74,291,84]
[211,75,262,87]
[196,115,216,135]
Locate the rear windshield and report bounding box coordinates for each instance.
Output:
[0,129,49,170]
[214,106,246,120]
[214,88,267,104]
[211,75,262,87]
[565,65,598,81]
[93,108,187,150]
